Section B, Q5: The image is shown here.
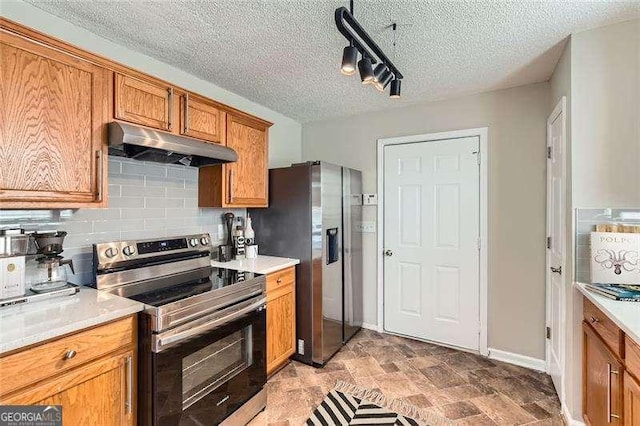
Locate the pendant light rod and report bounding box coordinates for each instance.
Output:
[334,6,404,80]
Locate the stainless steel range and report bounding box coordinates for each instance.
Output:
[93,234,267,426]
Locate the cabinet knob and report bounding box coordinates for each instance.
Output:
[590,316,600,324]
[63,349,76,360]
[277,278,282,284]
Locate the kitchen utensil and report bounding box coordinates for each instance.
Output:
[245,215,255,245]
[246,245,258,259]
[0,229,30,257]
[224,212,235,247]
[27,256,75,292]
[32,231,68,256]
[218,244,233,262]
[234,225,246,260]
[0,256,26,299]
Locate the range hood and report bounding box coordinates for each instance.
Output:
[108,122,237,167]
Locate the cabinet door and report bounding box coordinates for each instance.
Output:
[1,31,107,207]
[180,93,226,144]
[583,322,623,426]
[225,114,269,207]
[625,372,640,426]
[3,350,135,426]
[266,283,296,375]
[115,73,173,131]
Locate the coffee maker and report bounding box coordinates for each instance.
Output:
[26,231,74,292]
[0,229,29,300]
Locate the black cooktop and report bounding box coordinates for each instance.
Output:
[127,267,261,307]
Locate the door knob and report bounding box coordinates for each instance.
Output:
[550,266,562,275]
[384,250,393,257]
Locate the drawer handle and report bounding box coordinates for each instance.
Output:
[125,355,133,415]
[607,363,621,421]
[277,278,283,284]
[590,316,600,324]
[63,349,77,360]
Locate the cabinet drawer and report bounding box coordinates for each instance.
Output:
[0,316,135,397]
[626,336,640,381]
[266,266,296,295]
[584,298,623,358]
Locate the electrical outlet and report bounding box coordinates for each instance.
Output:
[217,224,224,240]
[298,339,305,355]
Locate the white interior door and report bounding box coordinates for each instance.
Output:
[546,98,566,401]
[383,137,480,351]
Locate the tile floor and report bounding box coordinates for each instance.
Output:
[248,329,564,426]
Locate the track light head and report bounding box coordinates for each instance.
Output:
[358,57,374,84]
[341,45,358,75]
[374,68,393,92]
[372,63,388,83]
[390,78,402,98]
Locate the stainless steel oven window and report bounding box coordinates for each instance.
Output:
[181,325,253,409]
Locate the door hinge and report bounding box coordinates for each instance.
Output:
[472,150,481,165]
[546,326,551,339]
[547,237,552,250]
[547,146,552,159]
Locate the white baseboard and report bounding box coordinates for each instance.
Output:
[562,404,585,426]
[488,348,546,372]
[361,322,381,332]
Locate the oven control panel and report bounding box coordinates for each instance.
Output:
[94,233,212,269]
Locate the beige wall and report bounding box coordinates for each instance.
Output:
[1,0,302,168]
[556,19,640,422]
[303,82,550,360]
[572,19,640,208]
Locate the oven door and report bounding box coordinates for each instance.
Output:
[150,296,266,425]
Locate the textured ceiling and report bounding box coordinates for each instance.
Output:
[25,0,639,122]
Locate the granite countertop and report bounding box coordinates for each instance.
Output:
[0,287,144,355]
[211,255,300,275]
[576,282,640,344]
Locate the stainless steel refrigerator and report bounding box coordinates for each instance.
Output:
[249,161,363,366]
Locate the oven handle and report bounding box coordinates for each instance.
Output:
[153,297,266,352]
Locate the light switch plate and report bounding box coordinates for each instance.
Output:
[217,224,224,240]
[363,194,378,205]
[356,221,376,233]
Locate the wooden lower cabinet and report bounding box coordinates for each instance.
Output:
[0,316,136,426]
[624,372,640,426]
[583,321,623,425]
[266,267,296,375]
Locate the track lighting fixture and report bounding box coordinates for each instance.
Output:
[341,43,358,75]
[335,0,404,97]
[358,57,374,84]
[389,78,402,98]
[375,71,393,92]
[373,64,392,91]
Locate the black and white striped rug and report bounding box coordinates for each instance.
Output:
[306,389,419,426]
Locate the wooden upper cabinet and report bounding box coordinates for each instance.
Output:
[0,30,108,208]
[226,114,269,207]
[180,93,226,144]
[198,113,271,208]
[114,73,174,131]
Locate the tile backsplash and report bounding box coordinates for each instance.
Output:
[0,157,244,285]
[575,208,640,282]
